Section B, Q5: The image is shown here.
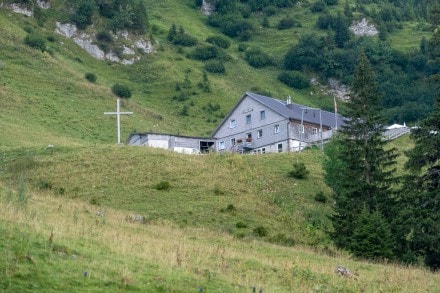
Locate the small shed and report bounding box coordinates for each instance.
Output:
[127,133,215,154]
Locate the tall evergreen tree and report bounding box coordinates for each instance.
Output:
[395,96,440,269]
[324,51,397,254]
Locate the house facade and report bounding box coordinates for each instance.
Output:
[127,92,344,154]
[212,92,344,153]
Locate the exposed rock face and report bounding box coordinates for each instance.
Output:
[37,0,50,9]
[349,18,379,36]
[73,34,105,60]
[201,0,214,16]
[55,22,153,65]
[328,79,351,101]
[9,3,32,16]
[55,22,77,38]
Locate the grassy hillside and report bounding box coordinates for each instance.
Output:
[1,0,439,291]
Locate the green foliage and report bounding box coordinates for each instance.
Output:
[278,71,310,89]
[206,35,231,49]
[288,161,309,179]
[310,1,327,13]
[253,226,268,237]
[188,45,220,61]
[351,207,395,260]
[204,60,226,74]
[111,84,132,99]
[395,96,440,270]
[155,181,170,191]
[24,33,46,51]
[244,47,274,68]
[314,191,327,203]
[71,0,96,29]
[168,25,198,46]
[324,52,398,256]
[277,15,301,30]
[85,72,97,83]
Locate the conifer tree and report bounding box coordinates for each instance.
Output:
[395,96,440,269]
[324,51,397,253]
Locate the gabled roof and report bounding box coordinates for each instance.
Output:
[212,92,345,137]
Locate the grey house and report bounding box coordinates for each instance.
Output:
[212,92,344,153]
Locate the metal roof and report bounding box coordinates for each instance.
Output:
[245,92,344,128]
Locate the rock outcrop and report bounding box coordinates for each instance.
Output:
[55,22,153,65]
[349,18,379,36]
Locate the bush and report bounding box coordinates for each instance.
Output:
[71,1,95,29]
[288,161,309,179]
[206,35,231,49]
[277,16,301,30]
[236,221,248,228]
[278,71,310,89]
[204,60,226,74]
[24,33,46,51]
[155,181,170,191]
[314,191,328,203]
[111,84,132,99]
[85,72,97,83]
[96,31,113,43]
[253,226,268,237]
[188,45,220,61]
[310,1,327,13]
[172,33,198,47]
[244,47,274,68]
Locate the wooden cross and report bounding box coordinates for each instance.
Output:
[104,98,133,144]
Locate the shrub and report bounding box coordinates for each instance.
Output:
[204,60,226,74]
[226,204,236,212]
[314,191,328,203]
[85,72,97,83]
[220,19,254,39]
[24,33,46,51]
[263,6,277,16]
[310,1,327,13]
[38,178,52,190]
[111,83,132,99]
[238,43,248,52]
[288,161,309,179]
[155,181,170,191]
[277,16,301,30]
[71,1,95,29]
[206,35,231,49]
[172,33,198,47]
[96,31,113,43]
[253,226,268,237]
[244,47,274,68]
[236,221,248,228]
[179,104,189,116]
[188,45,220,61]
[278,71,310,89]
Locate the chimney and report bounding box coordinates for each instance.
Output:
[286,95,291,105]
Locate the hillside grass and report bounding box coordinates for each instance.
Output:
[1,177,439,292]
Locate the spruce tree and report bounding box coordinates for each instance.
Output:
[396,96,440,269]
[324,51,397,252]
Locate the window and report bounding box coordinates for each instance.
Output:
[260,110,266,120]
[246,133,252,139]
[274,124,280,134]
[246,114,252,124]
[277,143,283,153]
[257,129,263,138]
[219,141,225,150]
[312,127,318,134]
[230,119,236,128]
[262,147,266,154]
[231,138,236,145]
